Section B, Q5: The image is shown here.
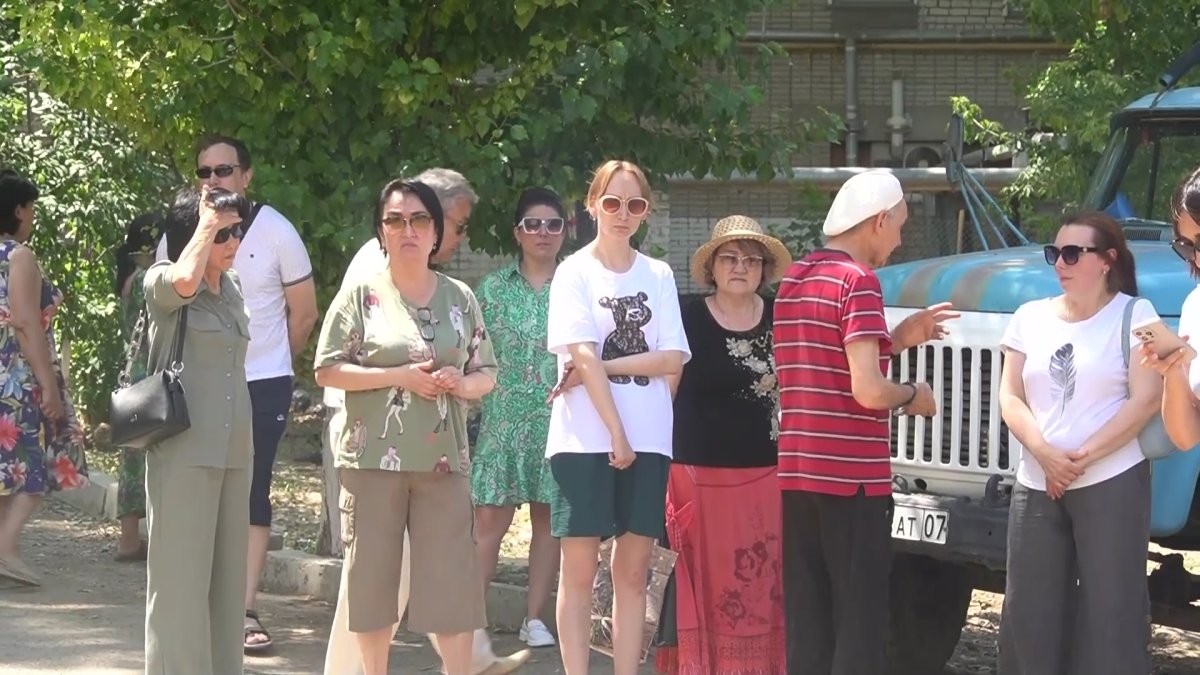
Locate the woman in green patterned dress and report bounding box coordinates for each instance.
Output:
[113,211,161,561]
[472,187,567,649]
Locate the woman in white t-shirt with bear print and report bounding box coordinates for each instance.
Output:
[544,159,690,675]
[997,211,1163,675]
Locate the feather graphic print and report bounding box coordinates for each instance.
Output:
[1049,343,1076,417]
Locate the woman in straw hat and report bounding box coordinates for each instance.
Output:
[655,215,791,675]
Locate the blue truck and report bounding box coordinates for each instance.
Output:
[878,43,1200,673]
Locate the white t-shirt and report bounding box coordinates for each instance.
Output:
[322,239,387,407]
[544,249,691,458]
[1177,285,1200,395]
[156,204,313,381]
[1000,293,1158,491]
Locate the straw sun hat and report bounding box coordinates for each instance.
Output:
[690,215,793,287]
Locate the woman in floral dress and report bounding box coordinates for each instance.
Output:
[656,216,791,675]
[112,211,161,561]
[471,187,567,650]
[0,169,87,587]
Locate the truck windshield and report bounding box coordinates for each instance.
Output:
[1084,121,1200,226]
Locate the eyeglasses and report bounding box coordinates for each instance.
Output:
[382,213,434,232]
[414,307,437,342]
[214,225,244,244]
[1043,244,1099,266]
[519,217,565,235]
[598,195,649,218]
[195,164,240,179]
[715,253,764,269]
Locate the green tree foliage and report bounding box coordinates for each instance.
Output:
[14,0,828,288]
[952,0,1200,215]
[0,51,175,425]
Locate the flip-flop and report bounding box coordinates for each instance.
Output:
[114,541,148,563]
[244,609,273,653]
[0,555,41,587]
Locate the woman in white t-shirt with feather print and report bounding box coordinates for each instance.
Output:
[544,160,690,675]
[997,211,1163,675]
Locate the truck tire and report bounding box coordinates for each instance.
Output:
[886,553,974,675]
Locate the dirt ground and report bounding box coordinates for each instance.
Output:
[0,500,650,675]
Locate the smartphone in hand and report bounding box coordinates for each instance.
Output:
[1132,318,1196,360]
[546,362,575,405]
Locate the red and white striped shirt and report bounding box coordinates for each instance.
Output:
[773,249,893,496]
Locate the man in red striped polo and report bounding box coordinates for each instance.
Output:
[773,170,957,674]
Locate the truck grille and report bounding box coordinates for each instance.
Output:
[889,345,1011,471]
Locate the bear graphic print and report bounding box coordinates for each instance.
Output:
[599,292,653,386]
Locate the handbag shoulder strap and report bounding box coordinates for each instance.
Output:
[169,306,189,370]
[118,304,189,388]
[1120,295,1137,371]
[118,305,149,388]
[240,202,265,238]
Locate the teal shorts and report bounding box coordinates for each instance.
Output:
[549,452,669,539]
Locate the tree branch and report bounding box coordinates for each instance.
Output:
[224,0,307,87]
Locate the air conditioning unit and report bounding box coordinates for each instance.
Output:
[903,144,943,168]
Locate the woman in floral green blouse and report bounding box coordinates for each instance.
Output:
[314,179,497,675]
[472,187,567,649]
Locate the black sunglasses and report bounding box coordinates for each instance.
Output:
[414,306,437,342]
[1043,244,1099,266]
[195,164,240,179]
[214,225,244,244]
[518,217,565,235]
[1172,236,1197,263]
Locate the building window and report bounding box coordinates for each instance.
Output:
[827,0,918,5]
[829,0,919,31]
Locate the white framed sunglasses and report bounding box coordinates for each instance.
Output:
[518,216,565,235]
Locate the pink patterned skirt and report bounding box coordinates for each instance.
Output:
[655,464,786,675]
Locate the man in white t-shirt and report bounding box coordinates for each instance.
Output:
[320,169,530,675]
[155,136,319,653]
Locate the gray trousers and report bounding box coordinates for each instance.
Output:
[998,461,1152,675]
[144,450,251,675]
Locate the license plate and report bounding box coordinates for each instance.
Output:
[891,505,949,545]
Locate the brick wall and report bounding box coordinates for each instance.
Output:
[919,0,1026,30]
[747,0,1026,32]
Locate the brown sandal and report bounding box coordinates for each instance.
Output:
[244,610,273,653]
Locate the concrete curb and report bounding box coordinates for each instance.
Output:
[51,471,548,631]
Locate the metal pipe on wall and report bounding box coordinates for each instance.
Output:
[887,74,909,160]
[844,38,859,166]
[666,167,1021,192]
[741,29,1057,45]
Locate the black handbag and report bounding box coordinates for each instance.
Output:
[109,304,191,449]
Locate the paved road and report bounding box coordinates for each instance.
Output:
[0,500,647,674]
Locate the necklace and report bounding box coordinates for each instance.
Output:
[711,295,760,331]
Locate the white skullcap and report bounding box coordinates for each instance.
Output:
[822,170,905,237]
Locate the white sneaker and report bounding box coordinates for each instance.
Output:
[519,618,556,648]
